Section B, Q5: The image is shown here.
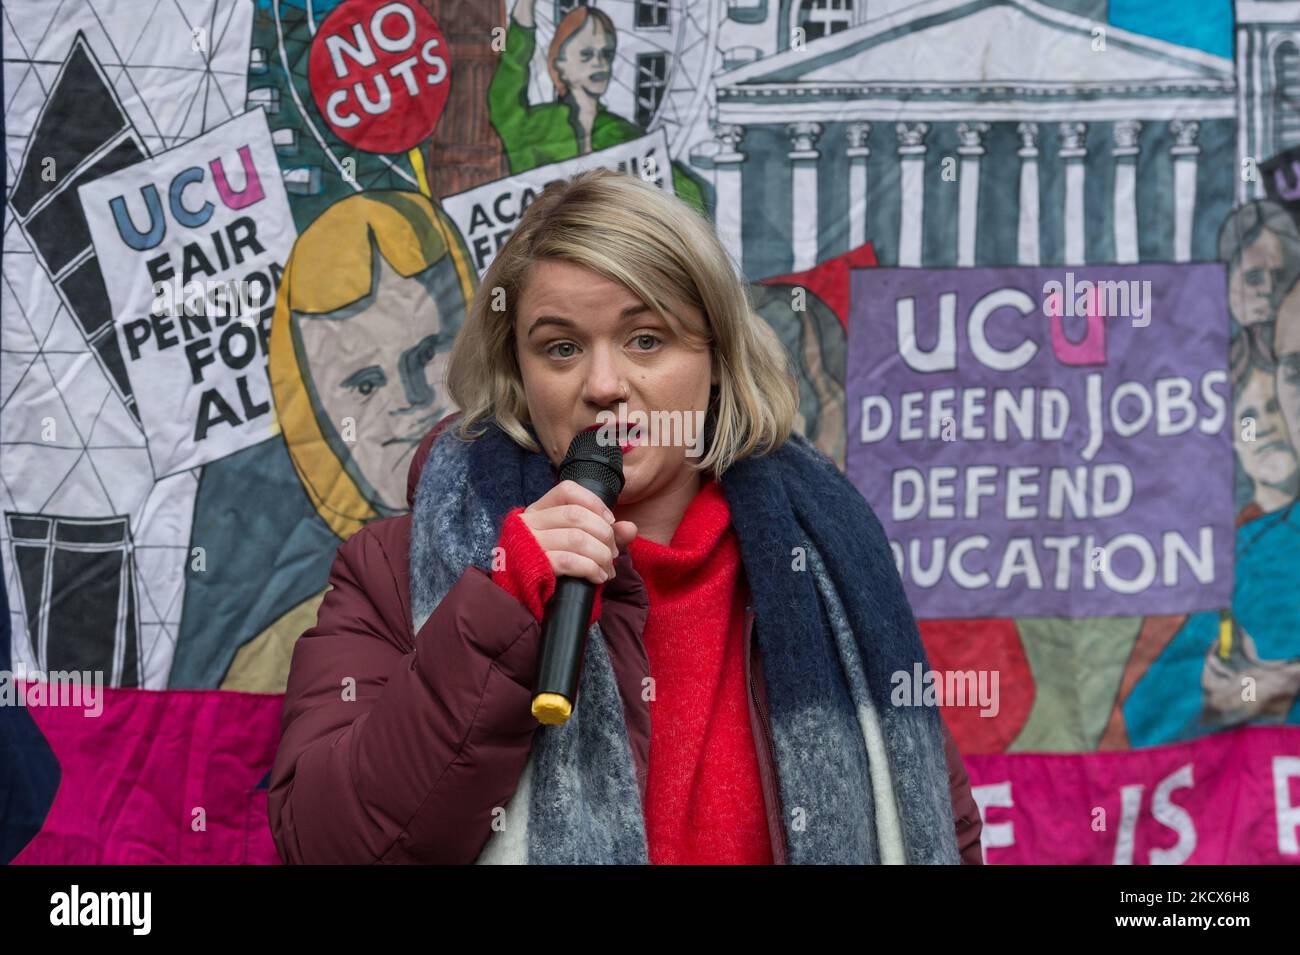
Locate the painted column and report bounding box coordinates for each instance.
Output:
[956,121,989,266]
[897,122,930,267]
[788,121,823,271]
[1171,120,1201,262]
[1017,122,1041,266]
[846,122,872,251]
[1060,121,1088,265]
[1112,120,1142,264]
[712,123,747,267]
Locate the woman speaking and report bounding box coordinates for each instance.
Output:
[268,169,982,865]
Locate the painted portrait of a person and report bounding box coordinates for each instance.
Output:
[218,190,478,692]
[1113,200,1300,745]
[487,0,709,216]
[271,189,478,537]
[1223,200,1300,514]
[747,281,847,470]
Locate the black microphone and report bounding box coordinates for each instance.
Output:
[530,428,625,725]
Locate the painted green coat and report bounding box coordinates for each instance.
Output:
[487,22,708,216]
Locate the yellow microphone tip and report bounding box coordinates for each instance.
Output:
[532,693,573,725]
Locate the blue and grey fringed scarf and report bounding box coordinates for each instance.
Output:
[408,416,960,864]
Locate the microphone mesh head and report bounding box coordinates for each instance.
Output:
[559,428,625,506]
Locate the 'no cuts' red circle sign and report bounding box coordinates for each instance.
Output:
[308,0,451,155]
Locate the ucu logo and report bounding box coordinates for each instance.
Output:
[105,143,265,252]
[896,273,1153,375]
[896,287,1076,373]
[1042,270,1153,351]
[1270,158,1300,201]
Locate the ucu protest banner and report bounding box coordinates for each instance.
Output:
[77,109,296,478]
[441,129,673,277]
[307,0,451,154]
[847,264,1234,619]
[965,725,1300,864]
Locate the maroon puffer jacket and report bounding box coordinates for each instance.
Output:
[268,416,985,864]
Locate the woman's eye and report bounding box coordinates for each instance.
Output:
[632,334,661,351]
[547,342,577,359]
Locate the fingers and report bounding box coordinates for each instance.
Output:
[612,520,638,551]
[531,526,614,584]
[520,493,614,584]
[543,546,612,586]
[520,501,616,553]
[526,480,614,523]
[520,481,639,587]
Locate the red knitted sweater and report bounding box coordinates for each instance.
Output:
[490,477,772,864]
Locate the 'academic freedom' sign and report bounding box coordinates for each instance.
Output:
[846,264,1234,619]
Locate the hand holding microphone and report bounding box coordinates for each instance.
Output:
[517,481,637,588]
[526,428,637,724]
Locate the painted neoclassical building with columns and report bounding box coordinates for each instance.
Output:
[689,0,1237,277]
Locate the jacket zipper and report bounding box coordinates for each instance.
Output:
[746,607,786,864]
[749,670,778,802]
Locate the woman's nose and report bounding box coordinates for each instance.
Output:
[582,350,627,405]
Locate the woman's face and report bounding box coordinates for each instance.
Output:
[555,18,614,100]
[514,259,716,506]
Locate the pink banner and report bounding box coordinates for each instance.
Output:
[11,684,283,865]
[966,725,1300,864]
[10,682,1299,865]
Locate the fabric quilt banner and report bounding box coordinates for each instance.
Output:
[2,0,1297,865]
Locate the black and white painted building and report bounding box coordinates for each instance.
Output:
[1236,0,1300,200]
[696,0,1237,276]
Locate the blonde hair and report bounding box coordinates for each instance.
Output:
[445,169,799,477]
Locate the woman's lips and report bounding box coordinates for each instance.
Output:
[579,423,638,455]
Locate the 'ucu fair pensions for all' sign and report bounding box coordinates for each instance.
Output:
[77,109,297,478]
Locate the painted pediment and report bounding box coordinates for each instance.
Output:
[719,0,1232,91]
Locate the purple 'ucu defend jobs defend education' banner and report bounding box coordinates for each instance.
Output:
[846,264,1235,620]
